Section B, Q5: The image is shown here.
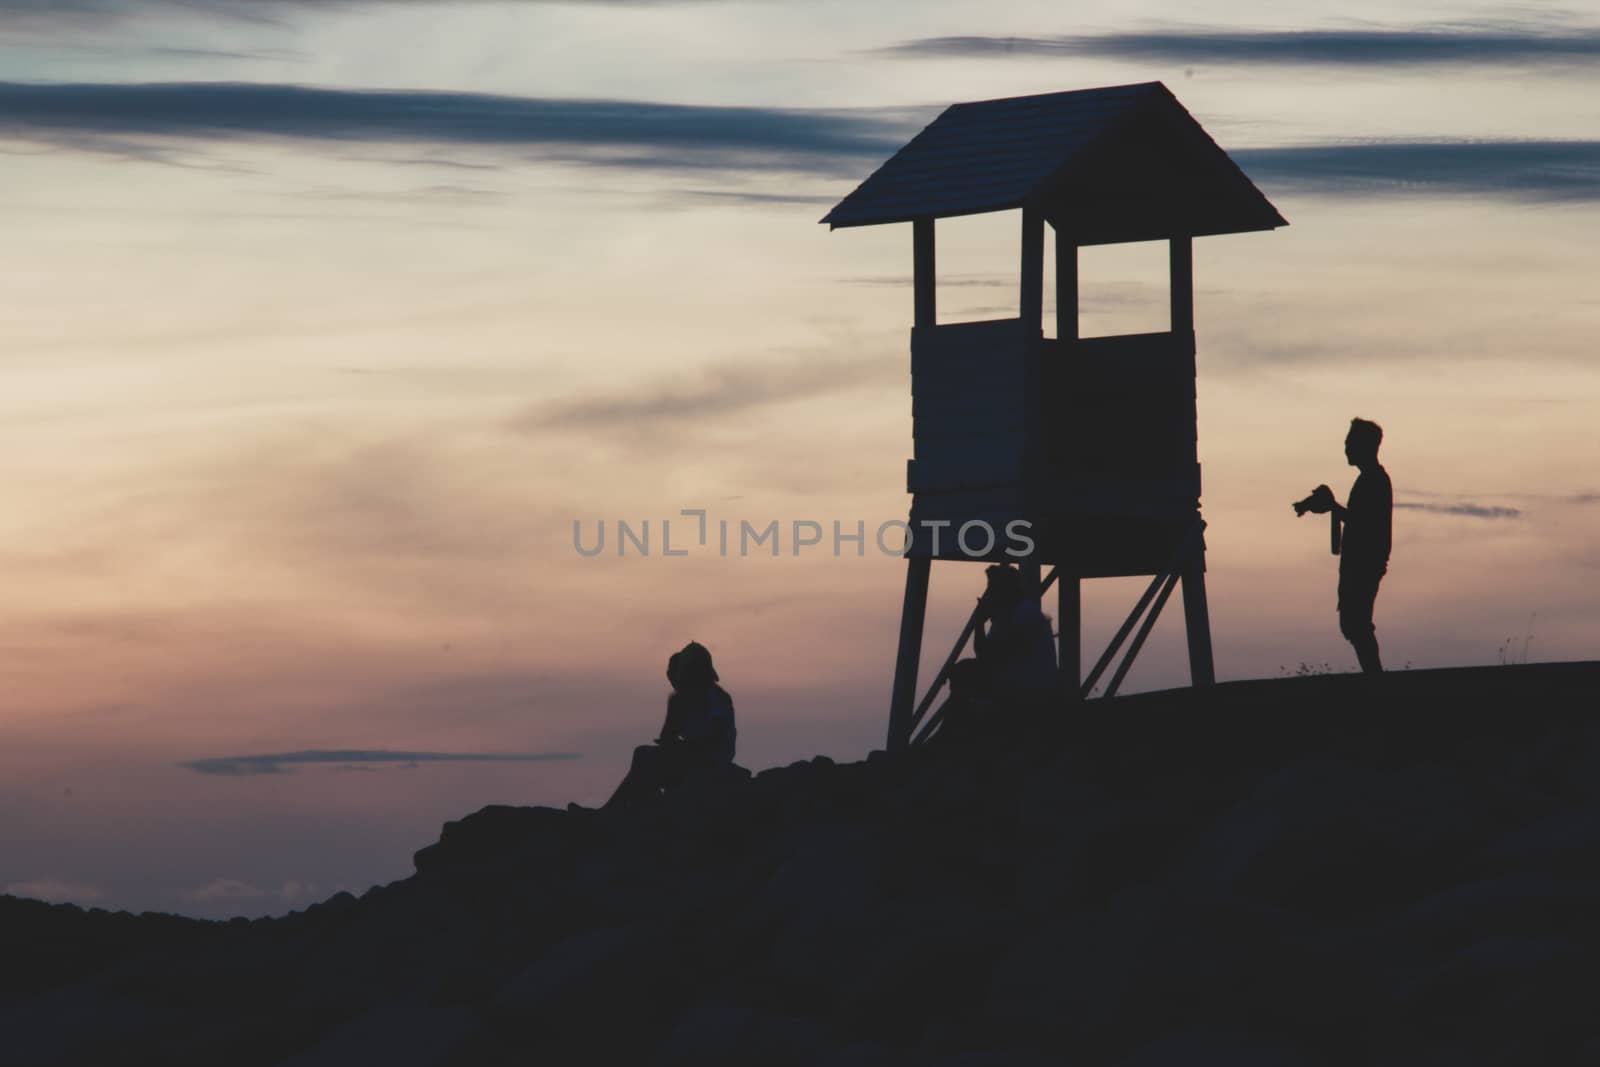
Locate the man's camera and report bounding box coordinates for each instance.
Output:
[1293,484,1335,517]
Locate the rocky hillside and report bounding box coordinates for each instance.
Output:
[5,662,1600,1066]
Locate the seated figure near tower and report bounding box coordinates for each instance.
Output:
[972,564,1058,717]
[604,641,738,810]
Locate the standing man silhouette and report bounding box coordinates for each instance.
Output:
[1297,418,1392,672]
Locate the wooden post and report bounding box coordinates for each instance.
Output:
[1181,551,1215,688]
[1056,229,1078,342]
[1171,236,1214,687]
[1020,208,1044,333]
[1019,207,1045,580]
[888,217,939,750]
[1170,235,1193,336]
[888,556,932,749]
[1171,234,1200,487]
[914,217,936,328]
[1055,226,1081,704]
[1057,570,1080,700]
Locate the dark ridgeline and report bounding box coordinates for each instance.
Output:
[1295,418,1394,673]
[821,82,1287,749]
[7,663,1600,1066]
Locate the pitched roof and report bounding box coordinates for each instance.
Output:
[821,82,1286,244]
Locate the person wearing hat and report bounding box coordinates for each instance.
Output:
[604,641,737,809]
[972,564,1058,723]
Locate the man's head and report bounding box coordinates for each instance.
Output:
[982,564,1023,613]
[672,640,719,690]
[1345,418,1383,467]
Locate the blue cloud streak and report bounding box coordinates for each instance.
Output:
[1233,141,1600,202]
[1395,502,1523,520]
[0,81,906,175]
[884,26,1600,66]
[3,82,1599,201]
[181,749,583,775]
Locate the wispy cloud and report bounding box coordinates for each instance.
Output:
[179,748,582,775]
[182,878,320,903]
[514,352,901,432]
[159,43,305,59]
[841,274,1013,289]
[1235,140,1600,202]
[1396,501,1523,519]
[0,82,906,175]
[1,0,683,34]
[287,182,506,205]
[882,24,1600,67]
[671,189,840,207]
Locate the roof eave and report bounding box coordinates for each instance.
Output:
[822,199,1027,230]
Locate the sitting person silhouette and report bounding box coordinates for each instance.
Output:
[605,641,737,809]
[1295,417,1392,673]
[972,564,1058,718]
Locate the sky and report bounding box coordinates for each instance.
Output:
[2,0,1598,917]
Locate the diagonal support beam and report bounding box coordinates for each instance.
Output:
[887,556,931,750]
[1104,571,1181,699]
[1081,567,1169,699]
[1081,520,1206,699]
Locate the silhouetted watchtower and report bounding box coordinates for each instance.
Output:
[822,82,1287,749]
